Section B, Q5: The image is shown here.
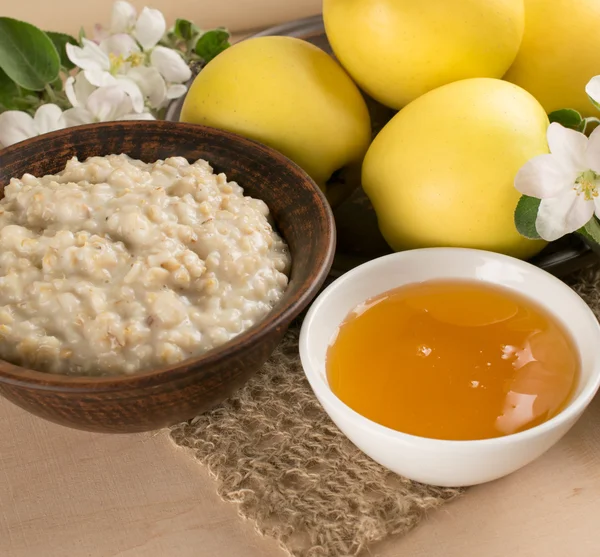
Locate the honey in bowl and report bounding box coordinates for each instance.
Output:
[326,280,579,441]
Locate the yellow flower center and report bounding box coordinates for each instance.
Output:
[127,52,145,67]
[109,53,126,74]
[574,170,599,201]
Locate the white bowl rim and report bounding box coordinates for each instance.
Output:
[299,247,600,448]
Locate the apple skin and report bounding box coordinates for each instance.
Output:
[180,36,372,204]
[362,78,549,260]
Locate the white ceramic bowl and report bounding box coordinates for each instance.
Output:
[299,248,600,487]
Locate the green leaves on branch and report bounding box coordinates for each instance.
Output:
[548,109,585,132]
[173,18,200,42]
[514,195,542,240]
[517,106,600,245]
[0,16,76,114]
[0,67,20,109]
[166,18,231,64]
[195,29,230,63]
[548,108,600,135]
[0,18,61,90]
[46,32,78,70]
[580,216,600,244]
[515,192,600,247]
[0,12,229,118]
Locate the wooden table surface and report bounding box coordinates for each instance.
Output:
[3,393,600,557]
[2,1,600,556]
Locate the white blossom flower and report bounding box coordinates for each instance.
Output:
[99,33,140,58]
[110,1,138,34]
[70,2,190,109]
[64,73,97,109]
[0,104,66,147]
[92,23,110,43]
[149,46,191,87]
[0,1,191,150]
[63,84,155,126]
[134,7,167,50]
[165,83,188,100]
[110,2,166,50]
[108,1,191,85]
[125,66,167,108]
[515,122,600,241]
[66,38,144,112]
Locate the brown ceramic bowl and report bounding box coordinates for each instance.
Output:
[0,121,335,433]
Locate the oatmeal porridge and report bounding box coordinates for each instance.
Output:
[0,154,291,376]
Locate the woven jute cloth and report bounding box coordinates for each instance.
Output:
[170,265,600,557]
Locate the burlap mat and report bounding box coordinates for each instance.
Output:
[169,265,600,557]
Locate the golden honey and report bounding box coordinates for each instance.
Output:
[326,280,579,441]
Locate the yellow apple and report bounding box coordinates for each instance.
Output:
[504,0,600,117]
[323,0,524,110]
[362,78,549,259]
[180,36,371,202]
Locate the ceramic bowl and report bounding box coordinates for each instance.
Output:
[299,248,600,487]
[0,120,335,433]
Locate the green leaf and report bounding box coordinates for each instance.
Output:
[0,18,60,90]
[578,225,594,244]
[0,66,20,109]
[548,108,584,131]
[579,217,600,244]
[46,31,77,70]
[10,94,40,114]
[50,75,63,92]
[514,195,542,240]
[173,18,200,42]
[195,29,230,63]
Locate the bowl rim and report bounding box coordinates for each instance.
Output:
[0,120,336,392]
[299,247,600,448]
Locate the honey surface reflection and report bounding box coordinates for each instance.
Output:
[326,280,579,441]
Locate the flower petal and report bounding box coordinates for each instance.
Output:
[536,189,594,241]
[584,124,600,175]
[0,111,36,146]
[585,76,600,106]
[65,74,96,108]
[126,66,166,108]
[594,196,600,219]
[134,7,166,50]
[115,76,145,113]
[66,39,109,72]
[150,46,191,83]
[86,86,132,121]
[166,83,188,99]
[33,104,65,135]
[111,0,137,33]
[84,68,117,88]
[514,154,577,198]
[116,111,156,121]
[100,34,140,57]
[92,24,109,43]
[65,76,78,107]
[546,122,588,171]
[62,107,95,127]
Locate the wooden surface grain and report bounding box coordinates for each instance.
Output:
[2,393,600,557]
[2,1,600,555]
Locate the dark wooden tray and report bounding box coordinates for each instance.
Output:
[167,15,598,279]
